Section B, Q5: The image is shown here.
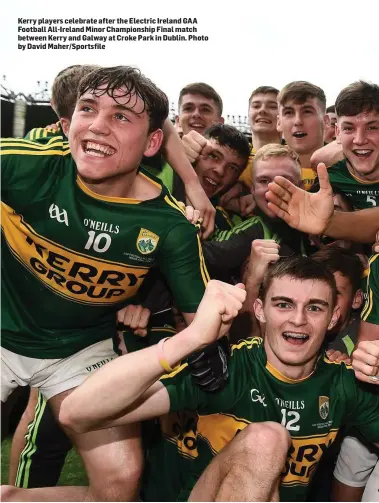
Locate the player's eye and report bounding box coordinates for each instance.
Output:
[276,302,290,309]
[342,126,353,132]
[367,125,379,130]
[81,106,93,113]
[228,165,240,174]
[208,153,218,160]
[114,113,129,122]
[308,305,322,312]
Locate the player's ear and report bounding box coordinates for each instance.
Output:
[324,114,330,128]
[175,115,180,126]
[60,118,70,137]
[144,129,164,158]
[253,298,266,323]
[327,305,340,331]
[352,289,364,310]
[219,116,225,125]
[336,121,342,144]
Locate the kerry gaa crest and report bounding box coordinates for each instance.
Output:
[319,396,329,420]
[136,228,159,255]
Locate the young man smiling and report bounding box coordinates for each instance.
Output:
[277,81,328,190]
[324,81,379,209]
[1,66,209,502]
[59,258,379,502]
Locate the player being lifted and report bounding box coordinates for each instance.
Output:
[60,258,379,502]
[1,66,209,502]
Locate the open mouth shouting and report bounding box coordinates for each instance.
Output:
[282,331,310,346]
[189,122,206,133]
[292,131,308,139]
[82,140,116,158]
[203,176,219,194]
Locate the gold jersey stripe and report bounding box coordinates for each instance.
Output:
[76,176,142,205]
[362,253,379,321]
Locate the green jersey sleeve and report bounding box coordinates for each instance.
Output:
[157,215,209,313]
[362,254,379,325]
[161,345,250,413]
[24,123,64,144]
[342,366,379,442]
[1,137,71,207]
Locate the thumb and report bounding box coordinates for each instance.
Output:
[317,163,332,193]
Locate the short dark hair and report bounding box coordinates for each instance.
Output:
[52,64,99,119]
[278,81,326,112]
[178,82,223,115]
[249,86,279,105]
[312,247,363,294]
[326,105,336,114]
[260,256,337,308]
[78,66,169,132]
[335,81,379,117]
[204,124,251,165]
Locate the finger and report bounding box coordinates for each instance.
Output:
[353,349,379,367]
[353,370,379,384]
[177,200,186,211]
[117,307,127,324]
[134,328,148,338]
[185,205,195,222]
[123,305,136,327]
[139,308,151,329]
[201,209,215,240]
[242,202,256,216]
[271,176,298,195]
[266,202,292,225]
[193,209,201,224]
[129,306,143,329]
[328,350,342,362]
[265,190,291,211]
[352,359,379,377]
[355,341,379,359]
[267,181,292,203]
[317,163,332,193]
[200,142,215,159]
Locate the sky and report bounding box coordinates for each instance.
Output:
[2,0,379,118]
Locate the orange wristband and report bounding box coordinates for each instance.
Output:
[157,337,180,373]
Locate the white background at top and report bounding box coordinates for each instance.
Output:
[1,0,379,116]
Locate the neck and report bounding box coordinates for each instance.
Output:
[80,171,139,199]
[264,338,318,381]
[252,131,281,151]
[297,142,324,169]
[346,159,379,182]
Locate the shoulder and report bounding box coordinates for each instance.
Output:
[231,336,263,356]
[1,136,70,158]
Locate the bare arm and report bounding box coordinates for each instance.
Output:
[162,119,215,239]
[59,281,246,433]
[324,209,379,244]
[310,141,344,168]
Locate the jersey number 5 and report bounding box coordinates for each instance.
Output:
[85,231,112,253]
[281,409,300,431]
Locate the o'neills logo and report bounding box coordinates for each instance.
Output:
[2,202,149,306]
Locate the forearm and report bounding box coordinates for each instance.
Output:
[61,326,200,429]
[325,208,379,243]
[162,119,199,185]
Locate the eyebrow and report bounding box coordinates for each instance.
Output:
[271,296,329,306]
[77,97,142,117]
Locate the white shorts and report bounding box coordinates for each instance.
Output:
[1,338,117,402]
[334,435,378,498]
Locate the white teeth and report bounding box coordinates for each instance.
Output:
[205,177,217,186]
[283,332,309,339]
[354,150,371,154]
[84,141,115,156]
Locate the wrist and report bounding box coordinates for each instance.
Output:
[164,326,202,365]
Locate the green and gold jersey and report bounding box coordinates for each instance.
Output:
[1,137,208,359]
[326,159,379,209]
[362,253,379,325]
[153,338,379,502]
[24,122,63,144]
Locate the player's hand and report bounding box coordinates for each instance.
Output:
[352,340,379,384]
[247,239,280,286]
[46,122,59,132]
[326,349,351,365]
[220,182,245,207]
[191,280,246,348]
[116,304,151,337]
[177,201,202,227]
[239,193,256,216]
[373,230,379,254]
[265,163,334,235]
[185,181,215,239]
[182,130,213,164]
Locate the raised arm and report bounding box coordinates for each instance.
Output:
[162,119,215,238]
[59,281,246,433]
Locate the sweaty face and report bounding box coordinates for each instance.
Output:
[278,98,326,156]
[177,93,222,135]
[194,139,245,198]
[248,93,278,135]
[255,277,338,375]
[331,272,355,333]
[252,157,301,217]
[324,112,337,143]
[69,86,159,185]
[337,111,379,181]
